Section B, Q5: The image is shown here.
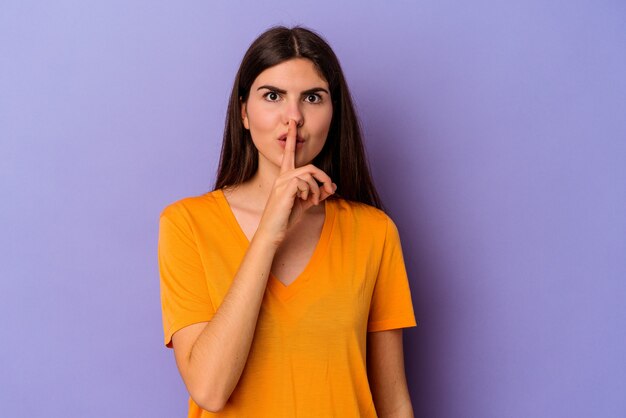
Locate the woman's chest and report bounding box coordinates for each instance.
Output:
[235,206,327,287]
[269,215,325,286]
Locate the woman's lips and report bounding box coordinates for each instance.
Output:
[278,133,305,142]
[278,138,304,148]
[278,133,305,148]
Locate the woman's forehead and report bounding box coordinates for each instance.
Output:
[252,58,329,90]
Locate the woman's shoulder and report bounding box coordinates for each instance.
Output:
[331,196,391,229]
[159,189,223,222]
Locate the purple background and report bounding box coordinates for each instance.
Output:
[2,1,625,417]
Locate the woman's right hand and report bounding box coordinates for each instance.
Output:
[257,119,337,246]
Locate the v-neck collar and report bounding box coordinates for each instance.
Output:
[213,188,336,301]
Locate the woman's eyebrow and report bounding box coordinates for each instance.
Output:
[257,85,329,95]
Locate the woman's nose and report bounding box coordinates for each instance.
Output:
[284,101,304,127]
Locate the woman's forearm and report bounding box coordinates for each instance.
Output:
[184,230,279,410]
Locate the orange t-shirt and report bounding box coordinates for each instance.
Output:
[158,188,417,417]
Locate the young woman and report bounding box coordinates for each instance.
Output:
[158,25,417,417]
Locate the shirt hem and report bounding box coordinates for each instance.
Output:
[164,314,215,348]
[367,317,418,332]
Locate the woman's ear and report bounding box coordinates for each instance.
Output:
[240,98,249,130]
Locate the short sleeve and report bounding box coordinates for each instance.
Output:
[367,215,418,332]
[158,206,215,348]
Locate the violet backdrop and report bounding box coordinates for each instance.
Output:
[1,1,625,417]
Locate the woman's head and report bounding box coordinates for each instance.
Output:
[241,57,333,173]
[214,25,383,210]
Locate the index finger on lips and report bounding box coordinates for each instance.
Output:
[280,119,297,175]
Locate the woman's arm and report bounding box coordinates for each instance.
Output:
[367,329,414,418]
[170,230,279,412]
[168,120,335,412]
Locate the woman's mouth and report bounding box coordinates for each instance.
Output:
[278,134,305,148]
[278,133,305,143]
[278,138,304,149]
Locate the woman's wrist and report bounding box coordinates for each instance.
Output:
[250,227,282,250]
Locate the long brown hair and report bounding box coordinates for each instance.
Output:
[213,25,384,211]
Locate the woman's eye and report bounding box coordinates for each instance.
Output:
[305,94,322,104]
[264,92,281,102]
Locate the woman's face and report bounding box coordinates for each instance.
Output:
[241,58,333,169]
